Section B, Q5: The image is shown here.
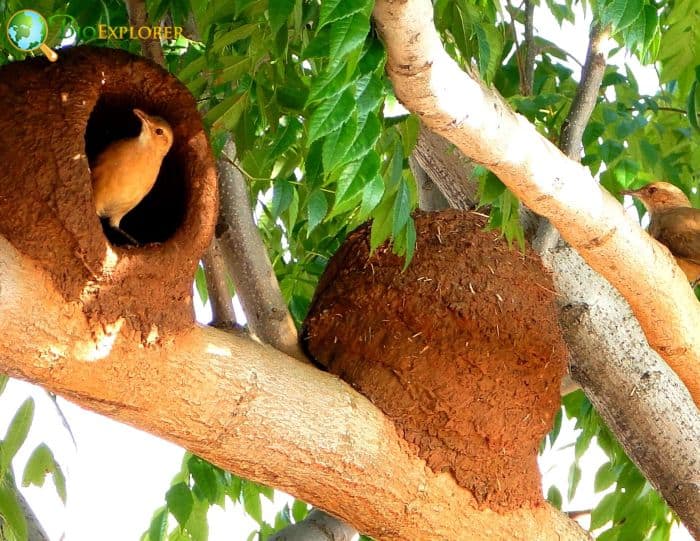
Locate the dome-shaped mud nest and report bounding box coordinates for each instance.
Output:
[303,210,567,511]
[0,47,217,334]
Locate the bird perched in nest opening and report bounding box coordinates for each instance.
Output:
[91,108,173,245]
[623,181,700,287]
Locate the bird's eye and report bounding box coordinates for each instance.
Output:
[155,128,164,136]
[648,187,657,194]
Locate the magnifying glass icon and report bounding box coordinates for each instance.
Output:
[6,9,59,62]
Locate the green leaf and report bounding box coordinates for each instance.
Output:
[187,457,219,504]
[22,443,66,503]
[594,462,619,493]
[348,113,382,162]
[567,463,582,501]
[308,66,351,105]
[328,13,370,70]
[269,0,295,34]
[194,265,208,305]
[322,114,359,172]
[271,180,294,219]
[403,217,417,268]
[0,483,27,541]
[307,89,356,144]
[357,173,385,222]
[0,398,34,475]
[478,173,506,205]
[148,506,168,541]
[242,481,263,523]
[687,80,700,133]
[166,482,194,527]
[205,93,248,133]
[356,75,385,120]
[307,190,328,233]
[319,0,369,29]
[546,485,563,509]
[370,196,395,251]
[590,491,620,530]
[185,497,209,541]
[0,375,8,396]
[211,24,259,52]
[392,179,411,238]
[291,499,308,522]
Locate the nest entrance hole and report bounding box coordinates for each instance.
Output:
[85,94,187,246]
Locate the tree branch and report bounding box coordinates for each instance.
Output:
[373,0,700,407]
[558,25,610,159]
[410,156,449,212]
[0,237,587,541]
[534,24,611,256]
[522,0,536,96]
[201,239,236,326]
[215,141,306,362]
[123,0,165,67]
[412,126,478,210]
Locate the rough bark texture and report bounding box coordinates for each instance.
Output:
[0,46,217,334]
[412,127,478,210]
[303,211,567,511]
[411,156,450,211]
[373,0,700,407]
[0,237,587,541]
[215,141,306,362]
[553,244,700,537]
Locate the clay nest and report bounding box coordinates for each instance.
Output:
[303,210,568,511]
[0,46,217,334]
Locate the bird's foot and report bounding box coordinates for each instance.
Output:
[113,227,140,247]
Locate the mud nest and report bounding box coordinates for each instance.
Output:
[303,210,567,511]
[0,46,217,334]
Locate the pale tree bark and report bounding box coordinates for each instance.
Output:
[0,238,587,541]
[393,9,700,533]
[373,0,700,407]
[201,239,237,326]
[268,509,356,541]
[215,142,306,362]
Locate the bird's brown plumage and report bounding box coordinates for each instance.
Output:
[624,181,700,285]
[91,108,173,243]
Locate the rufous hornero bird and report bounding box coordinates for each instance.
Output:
[623,181,700,287]
[91,108,173,245]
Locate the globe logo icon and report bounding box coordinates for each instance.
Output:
[6,9,58,62]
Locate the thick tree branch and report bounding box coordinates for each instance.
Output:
[373,0,700,407]
[215,141,306,362]
[0,238,586,541]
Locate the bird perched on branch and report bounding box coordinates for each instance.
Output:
[91,108,173,245]
[623,181,700,286]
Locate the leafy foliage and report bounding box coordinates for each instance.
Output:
[0,0,697,538]
[544,392,681,540]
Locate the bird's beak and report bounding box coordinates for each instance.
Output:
[620,188,638,196]
[133,108,149,125]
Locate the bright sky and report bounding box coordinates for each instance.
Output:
[0,5,694,541]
